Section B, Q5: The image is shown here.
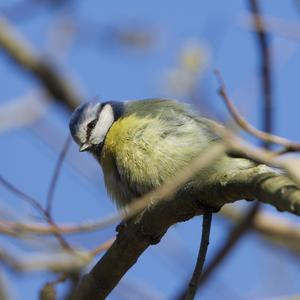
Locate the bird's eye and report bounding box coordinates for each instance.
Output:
[87,120,97,130]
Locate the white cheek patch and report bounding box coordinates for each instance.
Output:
[77,124,88,144]
[90,104,115,144]
[77,116,94,144]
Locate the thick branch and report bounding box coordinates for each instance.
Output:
[72,165,300,299]
[0,17,81,110]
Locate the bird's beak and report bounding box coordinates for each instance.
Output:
[79,143,91,152]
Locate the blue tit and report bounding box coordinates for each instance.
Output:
[69,98,253,208]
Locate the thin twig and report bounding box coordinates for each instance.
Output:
[249,0,273,146]
[42,142,224,236]
[196,202,260,289]
[3,208,300,257]
[40,274,67,300]
[0,175,45,214]
[0,248,92,273]
[220,206,300,255]
[0,175,73,251]
[240,13,300,41]
[215,70,300,153]
[0,143,226,252]
[45,218,73,252]
[180,213,212,300]
[46,135,71,215]
[216,125,300,184]
[191,0,273,295]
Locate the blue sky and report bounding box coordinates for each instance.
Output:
[1,1,300,299]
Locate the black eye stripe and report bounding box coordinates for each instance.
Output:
[84,102,121,143]
[88,120,97,130]
[86,119,97,140]
[86,105,104,141]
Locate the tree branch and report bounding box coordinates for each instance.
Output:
[0,17,81,111]
[180,213,212,300]
[71,163,300,299]
[214,70,300,153]
[195,202,259,290]
[0,175,73,251]
[46,135,71,215]
[248,0,273,146]
[220,206,300,255]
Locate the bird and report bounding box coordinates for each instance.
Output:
[69,98,253,209]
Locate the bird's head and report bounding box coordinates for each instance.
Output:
[69,101,124,152]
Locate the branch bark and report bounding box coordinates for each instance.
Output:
[72,164,300,299]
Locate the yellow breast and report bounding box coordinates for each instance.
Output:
[100,115,154,205]
[99,113,212,206]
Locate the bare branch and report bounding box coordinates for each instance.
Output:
[39,274,69,300]
[71,158,300,299]
[0,16,81,111]
[221,206,300,255]
[193,3,273,295]
[3,209,300,256]
[46,136,71,215]
[179,213,212,300]
[0,248,91,273]
[240,13,300,41]
[215,70,300,153]
[0,175,73,251]
[0,175,45,214]
[195,202,259,290]
[248,0,273,144]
